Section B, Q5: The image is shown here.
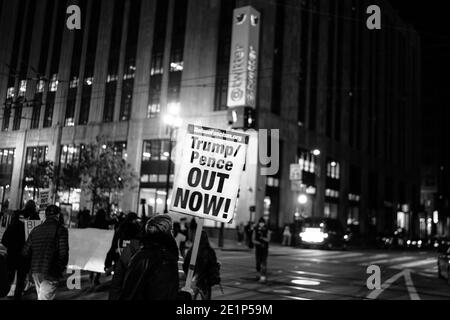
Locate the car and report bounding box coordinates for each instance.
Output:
[295,217,348,250]
[437,245,450,285]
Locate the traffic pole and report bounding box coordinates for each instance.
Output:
[183,218,204,291]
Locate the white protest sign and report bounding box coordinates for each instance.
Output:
[170,124,249,223]
[24,219,43,240]
[38,188,51,212]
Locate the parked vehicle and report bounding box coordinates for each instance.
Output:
[295,217,348,250]
[437,245,450,285]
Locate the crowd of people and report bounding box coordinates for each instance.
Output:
[0,201,223,300]
[0,199,281,300]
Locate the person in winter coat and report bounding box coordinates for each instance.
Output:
[108,214,142,300]
[1,211,26,299]
[21,200,40,221]
[183,231,218,300]
[105,212,141,275]
[22,205,69,300]
[116,215,180,300]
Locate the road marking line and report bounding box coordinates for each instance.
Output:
[281,295,311,300]
[319,253,364,260]
[392,259,436,269]
[292,270,336,278]
[288,285,332,294]
[359,256,415,266]
[345,254,390,262]
[366,269,420,300]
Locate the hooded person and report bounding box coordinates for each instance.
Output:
[22,205,69,300]
[114,215,180,300]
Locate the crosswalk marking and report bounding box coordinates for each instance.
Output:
[359,256,415,266]
[392,259,436,269]
[344,254,390,262]
[319,252,364,260]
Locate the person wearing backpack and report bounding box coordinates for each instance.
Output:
[22,205,69,300]
[183,231,220,300]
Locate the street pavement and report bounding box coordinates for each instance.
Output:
[7,241,450,300]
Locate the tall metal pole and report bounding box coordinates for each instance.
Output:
[164,127,173,214]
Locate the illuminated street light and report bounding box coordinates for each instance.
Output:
[312,149,321,156]
[298,194,308,205]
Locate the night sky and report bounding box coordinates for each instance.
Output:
[388,1,450,164]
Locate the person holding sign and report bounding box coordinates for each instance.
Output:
[117,215,180,300]
[252,217,271,283]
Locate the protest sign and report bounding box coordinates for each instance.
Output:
[170,124,249,292]
[24,219,43,240]
[170,124,249,224]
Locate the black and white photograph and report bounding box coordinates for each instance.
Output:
[0,0,449,314]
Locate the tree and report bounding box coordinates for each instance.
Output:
[79,137,138,212]
[58,163,82,202]
[23,160,55,200]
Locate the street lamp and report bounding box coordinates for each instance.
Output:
[163,103,182,214]
[298,194,308,205]
[312,149,321,156]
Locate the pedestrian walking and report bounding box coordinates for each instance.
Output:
[108,214,142,300]
[252,217,271,283]
[244,221,255,249]
[76,208,91,229]
[116,215,180,300]
[21,200,40,221]
[183,231,220,300]
[105,212,140,274]
[237,223,245,245]
[22,205,69,300]
[282,225,292,246]
[1,211,26,299]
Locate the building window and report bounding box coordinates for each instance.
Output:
[6,87,15,99]
[103,82,117,122]
[0,149,15,190]
[69,77,79,89]
[18,80,27,97]
[119,78,134,121]
[142,140,171,161]
[31,93,43,129]
[151,53,164,76]
[36,80,45,93]
[13,99,23,131]
[65,88,77,127]
[43,92,55,128]
[49,74,58,92]
[326,159,340,179]
[299,149,316,174]
[25,146,49,166]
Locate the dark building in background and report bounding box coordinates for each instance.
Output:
[0,0,421,239]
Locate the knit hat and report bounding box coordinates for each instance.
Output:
[145,215,173,236]
[45,205,60,218]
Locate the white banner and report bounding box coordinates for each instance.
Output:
[170,125,249,223]
[67,228,114,273]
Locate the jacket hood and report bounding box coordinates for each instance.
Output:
[141,232,179,257]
